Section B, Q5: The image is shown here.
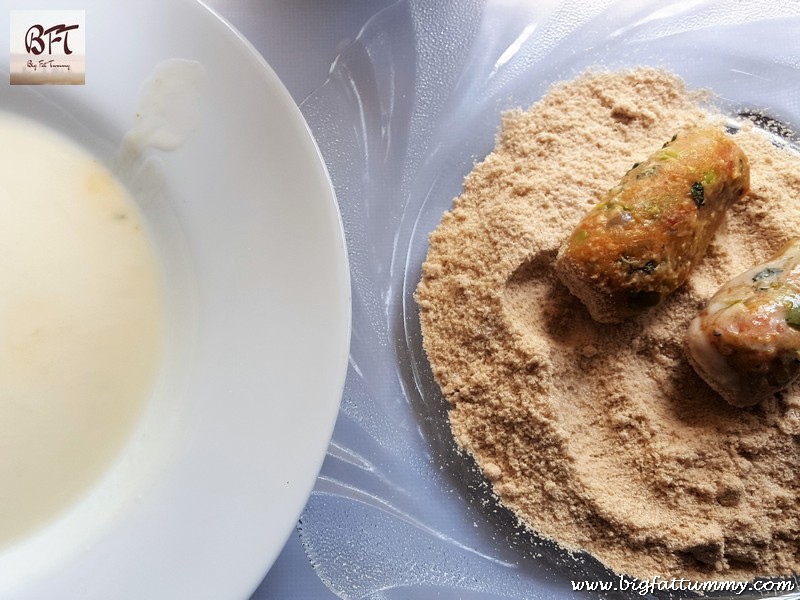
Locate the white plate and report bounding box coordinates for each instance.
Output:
[0,1,350,598]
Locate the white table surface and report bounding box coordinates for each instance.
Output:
[201,2,392,598]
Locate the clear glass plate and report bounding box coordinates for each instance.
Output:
[299,1,800,598]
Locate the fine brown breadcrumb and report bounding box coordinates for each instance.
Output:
[415,67,800,581]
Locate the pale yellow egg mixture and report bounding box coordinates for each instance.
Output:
[0,113,164,545]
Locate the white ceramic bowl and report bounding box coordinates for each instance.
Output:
[0,1,350,598]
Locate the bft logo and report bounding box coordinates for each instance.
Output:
[25,23,80,56]
[10,10,86,85]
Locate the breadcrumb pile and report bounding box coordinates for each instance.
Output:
[416,68,800,580]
